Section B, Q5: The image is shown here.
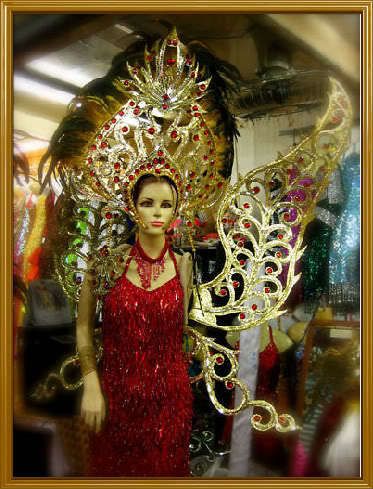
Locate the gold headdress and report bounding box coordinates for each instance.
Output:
[73,27,227,228]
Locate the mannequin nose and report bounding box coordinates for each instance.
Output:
[153,207,162,217]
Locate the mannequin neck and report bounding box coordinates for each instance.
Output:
[137,231,167,259]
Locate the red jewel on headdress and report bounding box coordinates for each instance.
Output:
[194,113,201,117]
[239,313,246,319]
[203,130,209,136]
[165,163,170,169]
[186,184,192,191]
[159,158,165,165]
[200,84,206,91]
[187,221,193,227]
[243,202,250,209]
[105,212,113,219]
[140,164,145,170]
[162,94,170,100]
[209,174,214,179]
[252,186,260,194]
[135,169,140,175]
[203,155,208,161]
[158,150,164,156]
[251,304,257,311]
[276,251,283,258]
[114,176,120,183]
[119,110,124,116]
[155,168,161,174]
[284,212,291,221]
[215,356,224,365]
[190,71,196,78]
[171,130,178,139]
[226,381,234,390]
[122,126,129,133]
[87,157,93,164]
[175,174,180,180]
[193,135,200,142]
[266,267,273,274]
[111,118,116,123]
[147,163,152,169]
[277,234,284,240]
[244,222,251,229]
[170,168,176,174]
[148,127,155,135]
[104,124,110,130]
[153,158,159,164]
[129,175,134,181]
[123,80,130,86]
[217,182,223,188]
[129,101,135,107]
[265,287,271,294]
[100,141,108,149]
[220,288,227,296]
[97,134,102,140]
[192,105,198,111]
[239,259,246,266]
[253,414,261,422]
[134,107,140,115]
[90,144,97,151]
[233,281,239,288]
[89,170,95,177]
[162,103,169,110]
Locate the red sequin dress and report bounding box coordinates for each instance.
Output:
[87,248,193,477]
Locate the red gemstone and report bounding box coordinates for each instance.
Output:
[233,281,239,288]
[89,170,95,177]
[253,414,261,422]
[162,103,168,110]
[276,251,282,258]
[238,241,244,247]
[111,118,116,123]
[105,212,112,219]
[96,181,101,187]
[222,218,227,224]
[165,163,170,169]
[244,222,251,229]
[266,267,273,274]
[162,94,170,100]
[226,381,234,390]
[187,221,193,227]
[239,312,245,319]
[203,155,208,160]
[119,110,124,116]
[97,134,102,140]
[134,108,140,115]
[148,128,155,135]
[155,168,161,174]
[193,135,200,142]
[123,80,130,86]
[220,288,227,296]
[158,150,164,156]
[114,176,120,183]
[200,84,206,90]
[243,202,250,209]
[147,163,152,169]
[140,165,145,170]
[277,234,284,240]
[122,126,129,133]
[132,68,138,75]
[191,71,196,78]
[159,158,165,165]
[90,144,97,151]
[129,101,135,107]
[87,157,93,164]
[217,182,223,188]
[186,184,192,191]
[166,58,176,66]
[135,169,140,175]
[100,141,108,148]
[192,105,199,111]
[239,259,246,266]
[251,304,257,311]
[153,158,159,164]
[104,124,110,130]
[264,287,271,294]
[171,130,178,139]
[190,172,196,179]
[170,168,176,173]
[172,39,178,46]
[284,212,290,221]
[114,162,120,170]
[215,356,224,365]
[129,175,134,181]
[252,186,260,194]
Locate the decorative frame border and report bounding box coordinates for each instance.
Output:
[1,1,371,488]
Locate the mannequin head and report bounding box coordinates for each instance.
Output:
[132,174,178,236]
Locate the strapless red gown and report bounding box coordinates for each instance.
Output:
[87,250,193,477]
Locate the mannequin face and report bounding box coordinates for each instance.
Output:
[135,180,176,235]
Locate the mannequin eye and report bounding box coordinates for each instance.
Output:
[139,200,153,207]
[161,202,172,208]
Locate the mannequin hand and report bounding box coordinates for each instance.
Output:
[81,371,106,433]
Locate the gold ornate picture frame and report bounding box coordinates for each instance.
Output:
[1,1,372,488]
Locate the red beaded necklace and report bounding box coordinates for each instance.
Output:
[132,238,169,289]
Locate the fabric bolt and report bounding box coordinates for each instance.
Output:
[87,248,193,477]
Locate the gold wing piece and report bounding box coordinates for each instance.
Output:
[188,77,352,429]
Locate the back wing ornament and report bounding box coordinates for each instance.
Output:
[187,77,352,430]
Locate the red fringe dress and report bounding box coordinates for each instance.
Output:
[88,249,193,476]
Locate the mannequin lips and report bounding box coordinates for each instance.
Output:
[150,221,164,227]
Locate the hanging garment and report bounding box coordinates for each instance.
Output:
[329,152,360,310]
[88,248,193,476]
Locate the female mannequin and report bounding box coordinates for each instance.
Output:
[76,175,194,476]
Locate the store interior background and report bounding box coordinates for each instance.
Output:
[13,13,360,478]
